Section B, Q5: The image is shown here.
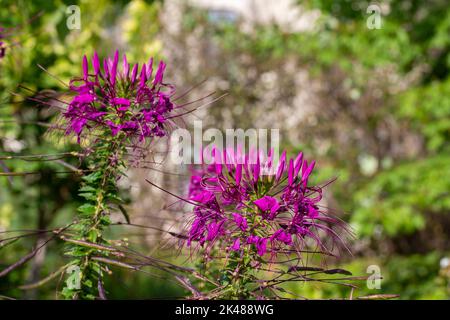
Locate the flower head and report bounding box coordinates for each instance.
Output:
[63,50,176,143]
[254,195,280,220]
[185,148,350,259]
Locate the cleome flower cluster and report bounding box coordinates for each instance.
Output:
[64,50,175,143]
[187,148,350,259]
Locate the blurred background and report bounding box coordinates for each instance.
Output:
[0,0,449,299]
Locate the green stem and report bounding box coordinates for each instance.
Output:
[62,138,124,300]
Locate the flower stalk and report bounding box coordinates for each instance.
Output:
[59,50,177,299]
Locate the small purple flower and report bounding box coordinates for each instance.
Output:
[190,190,215,204]
[275,150,286,182]
[301,160,316,187]
[106,121,121,136]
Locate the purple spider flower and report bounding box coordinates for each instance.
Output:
[185,147,351,260]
